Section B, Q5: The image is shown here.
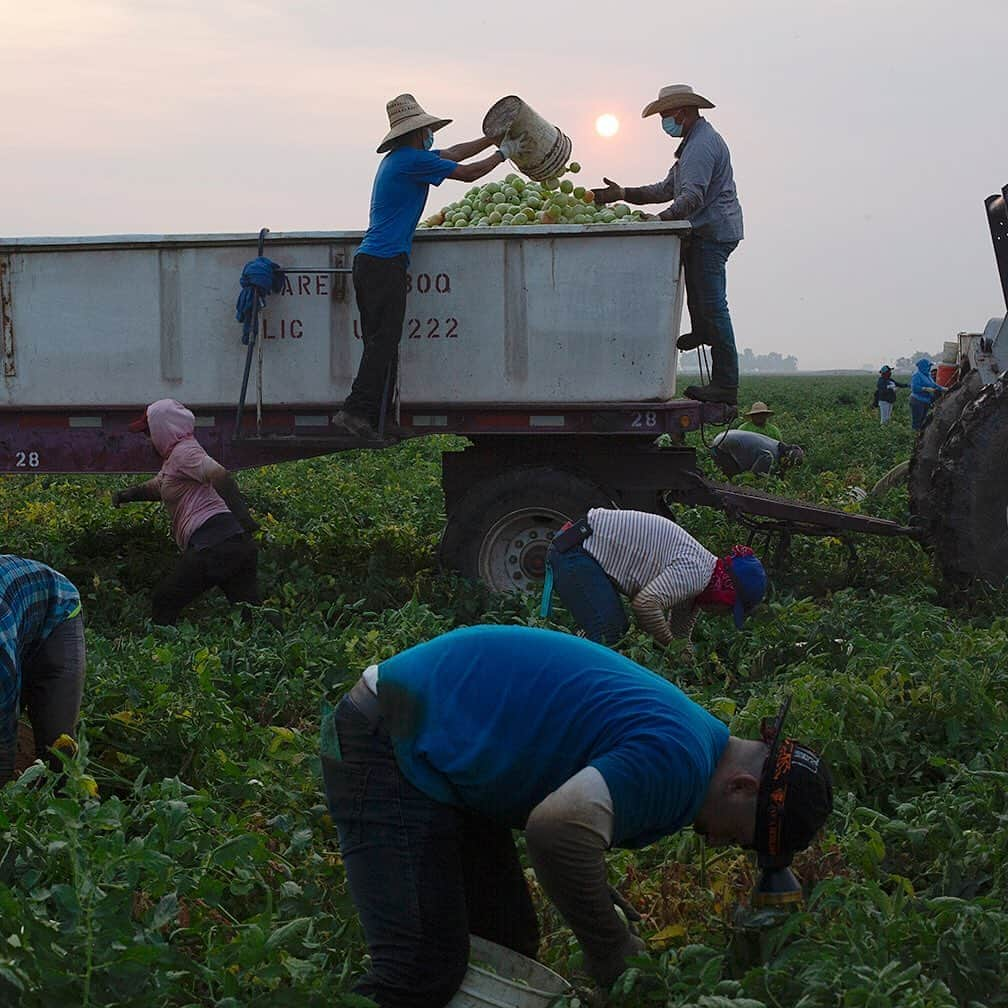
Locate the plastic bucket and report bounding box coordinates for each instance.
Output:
[936,363,958,387]
[482,96,572,181]
[447,935,570,1008]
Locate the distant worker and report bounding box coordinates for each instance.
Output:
[873,365,908,425]
[592,84,744,407]
[909,359,947,430]
[0,555,85,785]
[322,625,834,1005]
[333,94,528,440]
[738,401,782,440]
[540,508,767,647]
[710,429,805,477]
[112,399,264,626]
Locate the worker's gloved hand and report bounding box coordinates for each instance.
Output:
[608,885,643,926]
[242,516,261,534]
[498,133,529,162]
[591,178,624,205]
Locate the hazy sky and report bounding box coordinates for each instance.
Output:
[3,0,1007,369]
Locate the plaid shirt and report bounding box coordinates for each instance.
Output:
[0,556,80,755]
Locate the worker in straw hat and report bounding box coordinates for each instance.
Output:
[738,401,783,441]
[592,85,744,407]
[322,625,833,1004]
[333,95,528,441]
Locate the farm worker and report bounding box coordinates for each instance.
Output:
[0,555,85,785]
[321,625,834,1005]
[539,509,767,647]
[591,84,744,407]
[710,429,805,477]
[738,401,783,440]
[112,399,264,625]
[333,94,528,441]
[874,365,908,425]
[909,359,947,430]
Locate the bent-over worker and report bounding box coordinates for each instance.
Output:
[0,555,85,784]
[592,84,744,406]
[112,399,264,625]
[710,429,804,477]
[540,508,766,647]
[333,94,527,440]
[322,625,834,1006]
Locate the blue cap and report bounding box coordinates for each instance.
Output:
[729,553,767,629]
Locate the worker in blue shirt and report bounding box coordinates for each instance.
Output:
[909,358,947,430]
[592,84,745,406]
[0,555,86,784]
[333,94,527,440]
[321,625,834,1006]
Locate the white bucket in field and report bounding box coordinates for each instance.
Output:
[483,96,572,182]
[447,935,571,1008]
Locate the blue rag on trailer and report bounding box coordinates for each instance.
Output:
[235,257,286,344]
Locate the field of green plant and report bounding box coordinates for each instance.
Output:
[0,375,1005,1007]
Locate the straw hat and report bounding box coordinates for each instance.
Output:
[745,401,774,418]
[377,94,452,153]
[641,84,715,118]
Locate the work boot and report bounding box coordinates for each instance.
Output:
[684,384,739,405]
[332,409,381,441]
[676,332,710,352]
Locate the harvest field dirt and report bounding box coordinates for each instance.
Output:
[0,375,1005,1007]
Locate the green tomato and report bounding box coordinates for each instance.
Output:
[488,210,503,224]
[573,186,585,199]
[613,204,630,218]
[505,173,519,184]
[569,161,581,173]
[543,177,560,190]
[492,192,507,204]
[513,178,525,192]
[560,179,574,194]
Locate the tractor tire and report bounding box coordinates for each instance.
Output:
[438,467,612,593]
[908,372,980,533]
[929,373,1008,583]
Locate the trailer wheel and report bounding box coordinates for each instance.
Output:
[929,374,1008,583]
[438,467,612,593]
[908,372,979,532]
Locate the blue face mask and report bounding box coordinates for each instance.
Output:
[662,115,683,137]
[423,130,434,151]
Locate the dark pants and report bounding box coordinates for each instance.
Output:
[1,614,86,784]
[344,252,409,426]
[151,534,260,625]
[684,237,740,388]
[322,691,540,1008]
[546,545,628,645]
[910,397,930,430]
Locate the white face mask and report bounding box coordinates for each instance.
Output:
[423,129,434,150]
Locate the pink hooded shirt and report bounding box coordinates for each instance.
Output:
[147,399,231,550]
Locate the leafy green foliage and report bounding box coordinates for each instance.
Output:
[0,379,1004,1005]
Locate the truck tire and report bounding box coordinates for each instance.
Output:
[929,373,1008,583]
[908,372,979,532]
[438,467,612,593]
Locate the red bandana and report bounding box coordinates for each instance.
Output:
[696,545,755,609]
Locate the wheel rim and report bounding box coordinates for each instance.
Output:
[477,507,569,593]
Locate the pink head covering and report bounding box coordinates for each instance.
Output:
[145,399,197,459]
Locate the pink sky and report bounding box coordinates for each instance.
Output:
[3,0,1007,368]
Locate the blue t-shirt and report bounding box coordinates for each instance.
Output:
[356,147,458,261]
[377,625,729,849]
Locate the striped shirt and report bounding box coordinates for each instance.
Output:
[0,556,81,759]
[583,510,717,645]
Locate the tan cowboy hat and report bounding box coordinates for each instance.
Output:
[377,94,452,153]
[641,84,715,118]
[745,401,774,418]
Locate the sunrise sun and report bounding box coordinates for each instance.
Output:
[595,113,620,138]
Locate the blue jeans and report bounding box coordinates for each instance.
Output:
[910,397,930,430]
[684,237,740,388]
[546,545,629,645]
[321,694,540,1008]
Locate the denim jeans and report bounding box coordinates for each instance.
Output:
[683,237,740,388]
[909,397,930,430]
[344,253,408,426]
[546,545,628,645]
[321,693,540,1008]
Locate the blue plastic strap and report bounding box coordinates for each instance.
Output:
[539,565,554,618]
